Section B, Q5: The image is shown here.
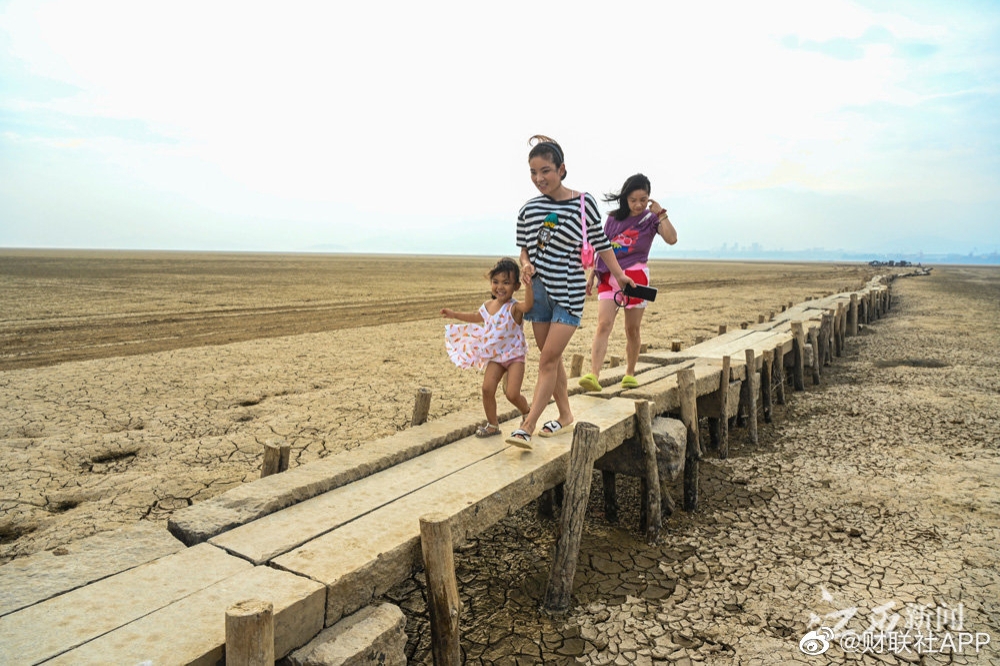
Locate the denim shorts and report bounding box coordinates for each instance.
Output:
[524,277,581,327]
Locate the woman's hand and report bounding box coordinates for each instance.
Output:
[520,261,534,284]
[649,199,666,216]
[617,273,637,290]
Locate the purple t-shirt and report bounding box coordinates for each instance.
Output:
[594,211,660,275]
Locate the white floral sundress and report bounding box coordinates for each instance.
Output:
[445,300,527,370]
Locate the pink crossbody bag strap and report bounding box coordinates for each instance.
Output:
[580,193,596,269]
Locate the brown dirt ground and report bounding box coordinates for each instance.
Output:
[2,252,997,664]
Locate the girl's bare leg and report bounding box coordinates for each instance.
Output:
[624,307,645,376]
[481,362,505,425]
[589,299,619,377]
[522,322,577,434]
[503,361,530,416]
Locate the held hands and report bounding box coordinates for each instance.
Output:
[520,261,534,284]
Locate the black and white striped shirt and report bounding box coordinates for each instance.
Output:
[517,192,611,319]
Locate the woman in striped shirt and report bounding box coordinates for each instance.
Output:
[506,135,634,449]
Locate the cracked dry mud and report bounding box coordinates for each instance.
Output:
[1,253,997,665]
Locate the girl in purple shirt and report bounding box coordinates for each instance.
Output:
[579,173,678,391]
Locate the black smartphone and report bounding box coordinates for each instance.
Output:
[622,283,658,302]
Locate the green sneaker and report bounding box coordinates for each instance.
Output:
[621,375,639,389]
[578,373,601,392]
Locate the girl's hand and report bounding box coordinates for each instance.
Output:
[440,308,454,318]
[586,272,597,296]
[520,261,534,284]
[618,274,637,290]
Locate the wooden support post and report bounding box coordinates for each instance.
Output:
[695,335,705,345]
[743,349,759,445]
[545,422,600,612]
[609,355,622,368]
[420,514,462,666]
[718,324,727,335]
[808,327,821,385]
[225,600,274,666]
[740,321,749,330]
[570,354,584,378]
[849,294,859,337]
[790,321,806,391]
[834,303,844,357]
[261,440,291,478]
[821,312,834,366]
[639,343,649,353]
[761,349,773,424]
[769,311,775,322]
[773,344,786,405]
[412,388,432,426]
[758,314,766,324]
[678,369,700,511]
[537,484,564,520]
[716,355,731,459]
[671,340,682,352]
[635,400,661,544]
[601,471,618,524]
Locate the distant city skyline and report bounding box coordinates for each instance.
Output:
[2,1,998,258]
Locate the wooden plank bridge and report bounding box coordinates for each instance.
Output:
[0,277,895,664]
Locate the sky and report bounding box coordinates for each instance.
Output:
[1,0,998,258]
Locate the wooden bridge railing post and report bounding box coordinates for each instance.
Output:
[412,388,432,426]
[545,422,600,612]
[225,599,274,666]
[635,401,661,545]
[420,513,462,666]
[678,368,701,511]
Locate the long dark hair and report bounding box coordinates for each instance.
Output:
[528,134,566,179]
[603,173,651,221]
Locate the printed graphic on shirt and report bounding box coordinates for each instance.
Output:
[537,213,559,250]
[610,228,640,257]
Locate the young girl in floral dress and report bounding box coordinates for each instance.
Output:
[441,257,533,437]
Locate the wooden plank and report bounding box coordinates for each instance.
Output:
[46,566,324,666]
[272,396,639,626]
[0,544,250,665]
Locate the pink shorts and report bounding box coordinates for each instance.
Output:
[597,264,650,310]
[493,355,525,369]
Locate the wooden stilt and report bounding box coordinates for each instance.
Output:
[743,349,758,445]
[834,303,844,357]
[761,349,773,424]
[225,600,274,666]
[678,369,701,511]
[635,400,661,544]
[695,335,705,345]
[609,355,622,368]
[790,321,806,391]
[718,324,727,335]
[821,312,834,366]
[420,514,462,666]
[773,344,786,406]
[261,440,290,478]
[545,422,600,612]
[808,327,821,385]
[671,340,682,352]
[570,354,584,378]
[411,388,432,426]
[849,294,859,337]
[716,356,731,459]
[601,471,618,524]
